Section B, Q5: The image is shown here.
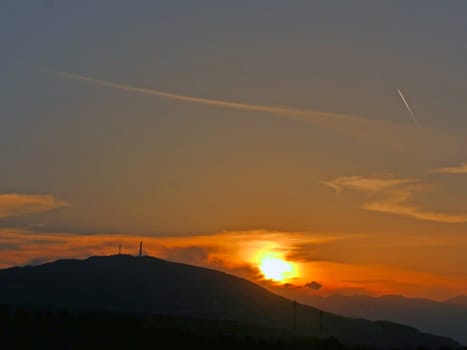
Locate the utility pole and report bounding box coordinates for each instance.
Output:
[139,241,143,257]
[293,300,297,339]
[320,310,324,335]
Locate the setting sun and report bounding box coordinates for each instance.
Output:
[259,256,295,282]
[3,2,467,347]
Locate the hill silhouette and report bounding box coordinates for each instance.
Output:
[0,255,459,349]
[295,294,467,345]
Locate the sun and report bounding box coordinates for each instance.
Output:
[259,256,295,282]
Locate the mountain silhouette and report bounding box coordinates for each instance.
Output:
[446,295,467,307]
[292,293,467,345]
[0,255,459,348]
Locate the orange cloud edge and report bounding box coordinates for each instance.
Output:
[1,228,466,302]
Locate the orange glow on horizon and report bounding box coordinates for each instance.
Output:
[1,228,466,301]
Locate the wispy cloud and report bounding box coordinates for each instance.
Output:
[4,59,465,156]
[45,68,435,152]
[0,229,291,274]
[324,175,467,224]
[2,228,466,299]
[430,162,467,174]
[362,191,467,224]
[322,175,415,194]
[0,228,334,284]
[0,193,68,219]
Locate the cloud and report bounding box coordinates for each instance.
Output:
[306,281,322,290]
[160,245,213,266]
[324,175,467,224]
[40,67,418,152]
[46,67,463,154]
[323,175,415,194]
[2,228,467,299]
[430,162,467,174]
[0,229,269,282]
[4,59,467,157]
[0,194,68,219]
[284,237,361,265]
[25,257,51,266]
[363,194,467,224]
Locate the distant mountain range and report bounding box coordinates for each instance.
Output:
[0,255,459,348]
[445,295,467,307]
[291,293,467,345]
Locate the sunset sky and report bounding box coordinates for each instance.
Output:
[1,1,467,301]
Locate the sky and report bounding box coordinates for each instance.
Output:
[1,1,467,301]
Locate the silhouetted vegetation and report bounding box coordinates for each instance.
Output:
[0,305,466,350]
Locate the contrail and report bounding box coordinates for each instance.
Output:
[3,59,432,152]
[397,88,420,128]
[0,59,397,127]
[38,66,364,125]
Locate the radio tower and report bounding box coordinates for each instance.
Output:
[139,241,143,257]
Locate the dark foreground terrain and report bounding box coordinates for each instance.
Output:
[0,255,460,349]
[0,306,465,350]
